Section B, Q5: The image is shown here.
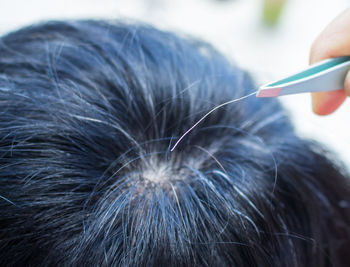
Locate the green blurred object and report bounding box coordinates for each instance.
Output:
[262,0,287,26]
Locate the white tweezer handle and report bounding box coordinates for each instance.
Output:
[257,56,350,97]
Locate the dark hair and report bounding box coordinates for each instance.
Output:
[0,20,349,267]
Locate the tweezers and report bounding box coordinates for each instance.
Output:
[256,56,350,97]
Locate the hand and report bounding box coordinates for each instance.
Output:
[310,8,350,115]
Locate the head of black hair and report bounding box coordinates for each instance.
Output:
[0,20,349,267]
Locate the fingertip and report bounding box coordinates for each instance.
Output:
[309,39,325,65]
[311,90,347,115]
[310,8,350,65]
[309,30,334,65]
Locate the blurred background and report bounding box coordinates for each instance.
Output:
[1,0,350,166]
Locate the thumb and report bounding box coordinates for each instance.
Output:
[309,8,350,115]
[311,90,347,116]
[311,69,350,115]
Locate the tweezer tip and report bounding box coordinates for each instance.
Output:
[256,87,282,98]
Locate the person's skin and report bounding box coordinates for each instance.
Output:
[310,8,350,115]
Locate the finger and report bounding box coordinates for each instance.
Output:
[311,70,350,115]
[310,8,350,115]
[311,90,347,115]
[344,70,350,97]
[310,8,350,64]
